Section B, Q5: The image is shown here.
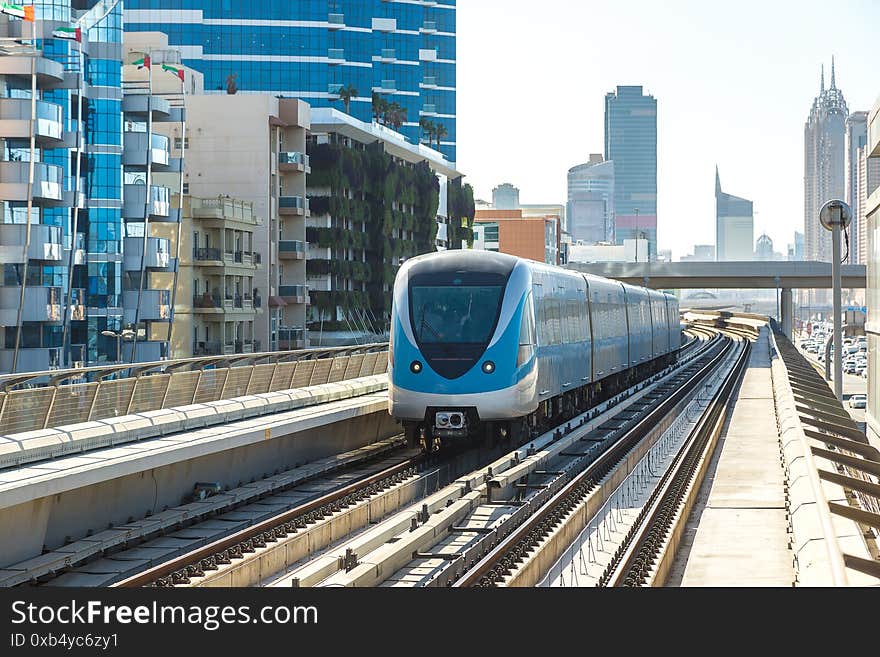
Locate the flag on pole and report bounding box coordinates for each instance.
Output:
[161,64,184,82]
[133,54,151,70]
[1,3,35,20]
[52,26,81,42]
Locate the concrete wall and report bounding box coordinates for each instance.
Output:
[0,407,398,569]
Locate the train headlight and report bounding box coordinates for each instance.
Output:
[482,360,495,374]
[410,360,423,373]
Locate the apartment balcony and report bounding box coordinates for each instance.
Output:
[379,48,397,63]
[121,340,168,363]
[0,98,65,148]
[222,294,255,312]
[123,289,171,323]
[123,236,173,271]
[123,184,180,222]
[279,151,310,173]
[69,288,86,321]
[327,13,344,29]
[121,94,176,122]
[222,250,257,269]
[193,340,222,356]
[192,247,224,266]
[278,240,307,259]
[0,224,63,262]
[420,21,438,34]
[279,285,309,305]
[122,131,179,170]
[191,196,260,227]
[278,328,306,350]
[192,292,223,313]
[279,196,308,216]
[0,55,65,87]
[0,347,62,373]
[0,286,62,324]
[0,161,63,203]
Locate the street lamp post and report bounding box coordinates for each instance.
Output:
[819,199,852,401]
[101,329,136,364]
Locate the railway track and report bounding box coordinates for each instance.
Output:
[598,331,750,587]
[254,329,731,587]
[88,323,738,589]
[449,327,747,588]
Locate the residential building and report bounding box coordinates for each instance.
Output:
[175,195,265,358]
[846,112,868,263]
[124,0,458,163]
[492,183,519,210]
[605,86,657,258]
[175,94,311,352]
[305,107,471,341]
[715,166,754,261]
[472,209,560,265]
[0,2,177,373]
[567,154,614,244]
[804,60,847,264]
[862,93,880,449]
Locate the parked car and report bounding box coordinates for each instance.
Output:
[848,394,867,409]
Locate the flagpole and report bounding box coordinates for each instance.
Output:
[62,26,86,367]
[130,50,154,364]
[165,69,186,356]
[11,11,39,373]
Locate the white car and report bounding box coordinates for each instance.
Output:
[848,394,867,409]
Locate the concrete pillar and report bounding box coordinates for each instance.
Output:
[781,288,793,339]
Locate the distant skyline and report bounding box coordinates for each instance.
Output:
[456,0,879,261]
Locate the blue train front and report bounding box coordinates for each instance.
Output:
[388,250,679,451]
[389,251,538,450]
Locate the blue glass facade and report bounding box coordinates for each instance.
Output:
[604,86,657,258]
[124,0,457,162]
[0,0,124,369]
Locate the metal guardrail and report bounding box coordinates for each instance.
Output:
[0,344,389,437]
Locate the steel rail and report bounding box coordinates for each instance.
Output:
[602,336,751,586]
[113,454,422,587]
[453,331,733,587]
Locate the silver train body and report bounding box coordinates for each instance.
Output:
[388,251,680,442]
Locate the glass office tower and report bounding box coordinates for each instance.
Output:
[1,0,126,371]
[124,0,458,162]
[604,85,657,259]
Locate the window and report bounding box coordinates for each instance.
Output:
[410,285,504,344]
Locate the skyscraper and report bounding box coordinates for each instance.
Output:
[715,167,754,261]
[604,86,657,258]
[567,154,615,244]
[124,0,458,163]
[1,1,129,372]
[845,112,868,264]
[492,183,520,210]
[804,60,847,263]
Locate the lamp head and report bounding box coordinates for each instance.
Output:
[819,199,852,231]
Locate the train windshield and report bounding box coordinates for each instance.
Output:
[410,284,504,344]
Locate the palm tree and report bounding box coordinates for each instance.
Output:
[372,92,387,124]
[336,84,357,114]
[387,103,406,130]
[435,123,448,150]
[419,117,435,144]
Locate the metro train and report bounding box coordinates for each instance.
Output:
[388,250,680,451]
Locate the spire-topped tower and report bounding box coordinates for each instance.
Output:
[804,56,848,268]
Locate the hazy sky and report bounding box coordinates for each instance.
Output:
[456,0,879,261]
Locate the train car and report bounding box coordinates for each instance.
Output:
[388,250,680,451]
